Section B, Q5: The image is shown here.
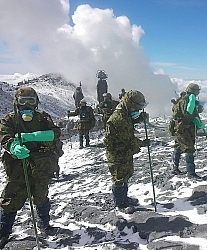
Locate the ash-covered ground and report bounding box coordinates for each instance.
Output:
[1,116,207,250]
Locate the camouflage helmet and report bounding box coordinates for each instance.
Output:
[80,98,87,104]
[15,86,39,106]
[103,92,112,99]
[186,83,200,95]
[123,90,147,110]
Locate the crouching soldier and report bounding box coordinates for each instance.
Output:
[0,87,63,247]
[68,99,95,149]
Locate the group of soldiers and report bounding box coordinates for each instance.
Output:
[71,70,127,148]
[0,80,206,247]
[69,89,124,148]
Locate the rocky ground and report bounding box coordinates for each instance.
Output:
[1,117,207,249]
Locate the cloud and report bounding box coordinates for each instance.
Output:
[0,0,203,116]
[152,62,177,67]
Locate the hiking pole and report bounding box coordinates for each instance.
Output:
[195,124,198,157]
[203,129,207,139]
[13,101,41,250]
[142,109,157,212]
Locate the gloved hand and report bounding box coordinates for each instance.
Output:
[197,105,203,113]
[10,141,30,159]
[15,130,54,142]
[142,139,150,147]
[193,117,205,129]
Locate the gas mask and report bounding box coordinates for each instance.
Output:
[130,110,140,119]
[20,109,34,122]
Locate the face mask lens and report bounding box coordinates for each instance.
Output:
[130,97,149,110]
[139,101,149,109]
[18,96,37,105]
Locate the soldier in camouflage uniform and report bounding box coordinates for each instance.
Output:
[0,87,62,246]
[171,83,205,179]
[98,93,119,130]
[96,70,108,104]
[68,99,95,149]
[103,90,150,213]
[119,88,126,100]
[73,86,84,108]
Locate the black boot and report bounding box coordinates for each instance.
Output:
[0,234,10,249]
[0,209,16,237]
[172,151,185,174]
[185,153,202,180]
[112,184,135,214]
[85,134,90,147]
[123,183,139,206]
[79,135,83,149]
[0,209,16,248]
[36,199,51,230]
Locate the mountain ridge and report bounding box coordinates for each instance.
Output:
[0,73,98,119]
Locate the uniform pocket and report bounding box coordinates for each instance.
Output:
[29,152,58,178]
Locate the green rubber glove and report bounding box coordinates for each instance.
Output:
[193,117,205,129]
[186,94,196,114]
[15,130,54,142]
[10,141,30,159]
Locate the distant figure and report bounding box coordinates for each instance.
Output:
[119,88,126,100]
[96,70,108,103]
[73,86,84,108]
[68,99,95,149]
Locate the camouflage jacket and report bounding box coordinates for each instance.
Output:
[0,110,62,158]
[99,100,119,117]
[172,93,199,123]
[68,106,95,130]
[103,103,144,158]
[73,90,84,102]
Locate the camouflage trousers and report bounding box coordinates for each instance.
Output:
[106,152,134,185]
[1,174,50,213]
[1,153,55,213]
[174,124,195,153]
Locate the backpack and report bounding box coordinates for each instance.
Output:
[168,94,198,136]
[168,96,187,136]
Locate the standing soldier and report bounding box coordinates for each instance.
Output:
[103,90,150,213]
[68,99,95,149]
[98,93,119,130]
[96,70,108,103]
[0,87,63,247]
[170,83,205,179]
[73,86,84,108]
[119,88,126,100]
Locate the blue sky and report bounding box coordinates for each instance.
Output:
[0,0,206,82]
[69,0,207,79]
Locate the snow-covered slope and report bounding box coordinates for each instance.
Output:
[0,73,98,119]
[1,73,207,249]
